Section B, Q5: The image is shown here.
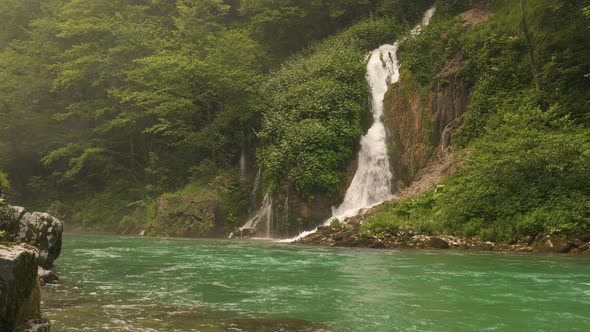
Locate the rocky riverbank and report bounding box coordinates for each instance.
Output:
[0,243,50,331]
[296,220,590,255]
[0,203,64,331]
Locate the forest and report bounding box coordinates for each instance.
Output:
[1,0,589,242]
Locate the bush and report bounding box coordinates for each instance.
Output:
[0,170,9,190]
[438,106,590,240]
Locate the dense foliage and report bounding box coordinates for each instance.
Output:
[0,0,428,229]
[1,0,589,240]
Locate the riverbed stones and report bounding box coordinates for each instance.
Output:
[0,244,42,331]
[37,267,59,286]
[17,318,51,332]
[428,237,450,249]
[0,205,63,268]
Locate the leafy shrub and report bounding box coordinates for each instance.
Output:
[438,106,590,240]
[330,218,341,229]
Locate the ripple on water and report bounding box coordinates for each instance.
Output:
[44,234,590,331]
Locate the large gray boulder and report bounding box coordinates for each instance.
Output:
[0,244,43,331]
[0,205,63,269]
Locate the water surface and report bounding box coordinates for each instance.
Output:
[43,234,590,331]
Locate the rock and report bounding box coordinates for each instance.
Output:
[0,244,43,331]
[17,318,51,332]
[532,235,575,253]
[333,237,358,247]
[368,240,386,249]
[428,237,450,249]
[0,205,63,268]
[472,241,494,251]
[37,267,59,286]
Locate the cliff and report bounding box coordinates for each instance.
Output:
[383,53,468,191]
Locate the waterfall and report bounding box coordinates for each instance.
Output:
[239,149,247,178]
[240,193,273,238]
[281,7,436,242]
[329,45,398,220]
[249,167,262,213]
[331,7,435,221]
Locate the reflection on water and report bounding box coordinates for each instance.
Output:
[44,234,590,331]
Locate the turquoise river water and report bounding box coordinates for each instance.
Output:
[42,234,590,331]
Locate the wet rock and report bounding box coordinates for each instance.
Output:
[0,244,42,331]
[17,318,50,332]
[333,237,358,247]
[428,237,450,249]
[532,235,575,253]
[0,205,63,268]
[369,240,386,249]
[37,267,59,286]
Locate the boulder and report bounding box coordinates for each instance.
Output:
[0,205,63,268]
[0,244,42,331]
[37,267,59,286]
[531,235,576,253]
[428,237,450,249]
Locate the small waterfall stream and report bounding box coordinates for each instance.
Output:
[249,168,262,213]
[283,7,436,242]
[239,193,273,238]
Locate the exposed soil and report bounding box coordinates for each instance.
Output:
[459,6,491,27]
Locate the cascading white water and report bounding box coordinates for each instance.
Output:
[281,7,436,242]
[249,168,262,213]
[332,6,436,221]
[240,192,273,238]
[329,44,398,221]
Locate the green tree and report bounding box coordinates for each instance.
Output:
[440,106,590,240]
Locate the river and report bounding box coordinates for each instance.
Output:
[43,234,590,331]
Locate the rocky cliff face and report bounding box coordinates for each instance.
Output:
[0,205,63,269]
[383,53,469,191]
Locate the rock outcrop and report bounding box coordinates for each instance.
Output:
[383,53,469,191]
[0,243,49,331]
[37,267,59,287]
[0,205,63,269]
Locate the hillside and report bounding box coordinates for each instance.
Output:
[0,0,589,244]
